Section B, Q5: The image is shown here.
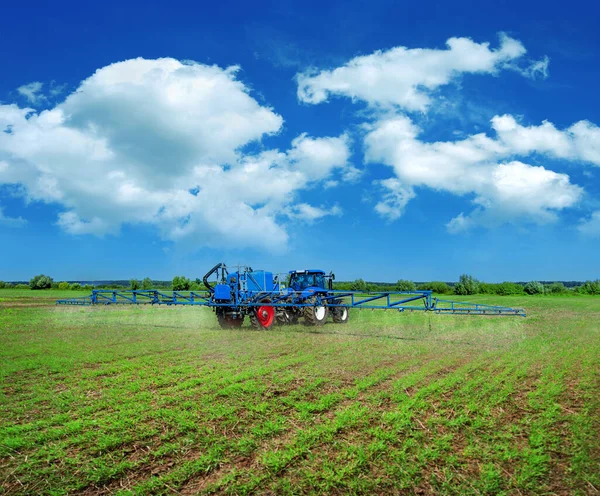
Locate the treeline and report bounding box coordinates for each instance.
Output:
[2,274,600,296]
[0,275,204,291]
[334,275,600,296]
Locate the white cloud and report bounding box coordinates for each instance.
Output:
[516,55,550,80]
[0,206,26,227]
[578,211,600,237]
[297,34,532,112]
[17,82,47,105]
[285,203,342,222]
[491,115,600,165]
[0,58,352,251]
[287,133,351,181]
[373,178,415,221]
[364,115,584,230]
[569,121,600,166]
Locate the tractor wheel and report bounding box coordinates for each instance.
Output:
[303,301,328,326]
[332,307,349,324]
[217,314,244,329]
[276,309,300,325]
[250,300,275,330]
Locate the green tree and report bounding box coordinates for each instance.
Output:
[417,281,452,294]
[30,274,53,290]
[575,280,600,295]
[130,279,141,290]
[454,274,480,295]
[396,279,416,291]
[0,281,5,289]
[350,278,368,292]
[58,281,71,290]
[142,277,153,290]
[172,275,191,291]
[545,282,568,294]
[70,283,82,290]
[524,281,544,295]
[495,282,525,296]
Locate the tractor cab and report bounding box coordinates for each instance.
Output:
[288,270,334,293]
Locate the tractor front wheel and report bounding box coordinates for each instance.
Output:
[303,301,328,326]
[332,307,349,324]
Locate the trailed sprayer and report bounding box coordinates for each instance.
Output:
[57,263,526,328]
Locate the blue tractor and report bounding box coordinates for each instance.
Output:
[202,264,348,329]
[283,269,349,326]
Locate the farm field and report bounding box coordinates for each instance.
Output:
[0,290,598,495]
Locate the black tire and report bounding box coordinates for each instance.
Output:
[332,306,349,324]
[217,313,244,329]
[276,309,300,325]
[303,301,328,326]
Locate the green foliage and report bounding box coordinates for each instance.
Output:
[70,283,82,290]
[189,281,200,291]
[14,283,29,289]
[0,281,5,289]
[417,281,452,294]
[350,278,368,292]
[524,281,545,295]
[395,279,416,291]
[29,274,53,290]
[130,279,141,290]
[57,282,71,290]
[480,282,525,296]
[575,280,600,295]
[454,274,480,295]
[496,282,525,296]
[82,284,94,291]
[142,277,153,290]
[545,282,568,294]
[172,275,191,291]
[478,282,495,294]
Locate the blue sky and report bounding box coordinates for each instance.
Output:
[1,0,599,282]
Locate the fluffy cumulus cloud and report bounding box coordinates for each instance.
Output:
[297,34,545,112]
[0,58,353,250]
[296,33,600,232]
[491,115,600,165]
[364,115,586,230]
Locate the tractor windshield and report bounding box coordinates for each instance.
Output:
[290,272,326,291]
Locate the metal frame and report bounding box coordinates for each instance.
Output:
[57,288,525,316]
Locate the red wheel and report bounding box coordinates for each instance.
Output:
[252,303,275,329]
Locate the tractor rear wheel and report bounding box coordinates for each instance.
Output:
[332,307,349,324]
[250,300,275,329]
[217,312,244,329]
[303,301,328,326]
